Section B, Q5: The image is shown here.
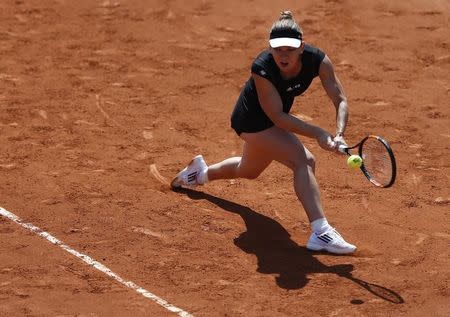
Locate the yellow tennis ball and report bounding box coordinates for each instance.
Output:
[347,155,363,169]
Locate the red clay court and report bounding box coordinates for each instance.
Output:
[1,0,449,316]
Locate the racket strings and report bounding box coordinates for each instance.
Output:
[361,138,394,186]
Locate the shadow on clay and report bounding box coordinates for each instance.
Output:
[175,187,404,304]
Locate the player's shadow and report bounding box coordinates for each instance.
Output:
[176,188,404,304]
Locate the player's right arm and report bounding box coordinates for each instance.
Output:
[252,73,335,151]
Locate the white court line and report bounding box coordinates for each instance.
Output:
[0,207,193,317]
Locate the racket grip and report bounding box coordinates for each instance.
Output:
[338,144,348,154]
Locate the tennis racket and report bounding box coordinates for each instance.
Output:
[338,135,397,188]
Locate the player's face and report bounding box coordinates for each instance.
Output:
[271,46,302,75]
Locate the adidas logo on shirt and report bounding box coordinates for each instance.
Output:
[286,83,301,92]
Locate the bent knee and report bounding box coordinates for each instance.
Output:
[306,153,316,169]
[236,164,264,180]
[289,151,316,171]
[237,167,263,180]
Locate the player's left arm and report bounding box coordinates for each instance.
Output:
[319,55,349,148]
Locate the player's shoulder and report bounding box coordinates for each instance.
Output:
[253,49,274,67]
[251,49,278,77]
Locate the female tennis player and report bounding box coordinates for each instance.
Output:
[171,11,356,254]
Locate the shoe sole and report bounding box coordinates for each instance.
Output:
[306,242,356,255]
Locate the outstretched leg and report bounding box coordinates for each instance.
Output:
[207,141,273,181]
[171,136,273,188]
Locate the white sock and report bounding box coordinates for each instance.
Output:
[197,167,209,185]
[310,218,332,235]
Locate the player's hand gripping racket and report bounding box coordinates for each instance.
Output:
[338,135,397,188]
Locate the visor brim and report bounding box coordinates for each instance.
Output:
[269,38,302,48]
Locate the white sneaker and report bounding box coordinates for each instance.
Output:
[306,227,356,254]
[171,155,207,189]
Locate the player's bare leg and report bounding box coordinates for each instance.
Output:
[238,126,324,222]
[207,142,272,181]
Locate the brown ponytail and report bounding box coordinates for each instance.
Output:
[279,11,294,21]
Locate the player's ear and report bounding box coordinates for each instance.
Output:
[299,40,305,53]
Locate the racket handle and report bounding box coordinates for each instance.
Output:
[338,144,348,154]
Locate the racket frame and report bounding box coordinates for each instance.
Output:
[340,135,396,188]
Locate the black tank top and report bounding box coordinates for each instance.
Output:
[231,44,325,135]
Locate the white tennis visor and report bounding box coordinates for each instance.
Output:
[269,37,302,48]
